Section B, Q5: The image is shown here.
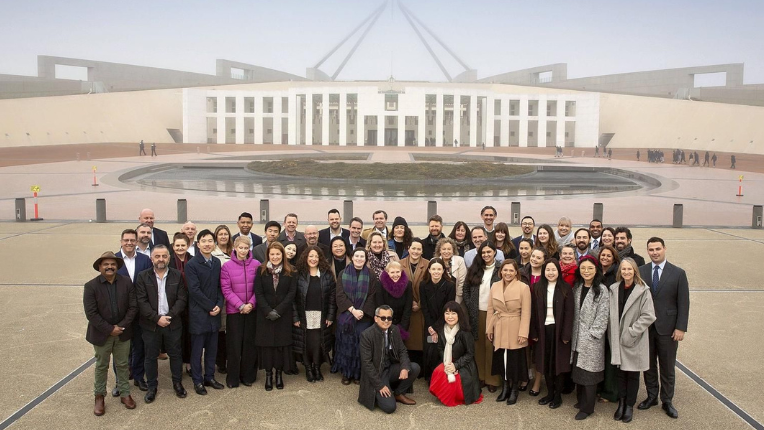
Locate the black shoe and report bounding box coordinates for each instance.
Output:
[240,379,252,387]
[111,386,120,397]
[134,379,148,392]
[265,372,273,391]
[227,383,238,389]
[549,397,562,409]
[217,365,227,374]
[575,411,590,420]
[614,398,626,421]
[284,368,298,375]
[173,382,187,398]
[275,370,284,390]
[144,388,157,403]
[314,365,324,381]
[622,405,634,423]
[507,387,519,405]
[638,396,658,410]
[662,402,678,419]
[529,389,540,396]
[538,394,554,406]
[496,381,510,402]
[204,379,225,390]
[185,367,192,376]
[194,383,207,395]
[518,382,528,392]
[305,365,315,383]
[573,402,580,409]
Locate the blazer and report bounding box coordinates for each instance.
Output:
[318,227,350,247]
[151,227,171,249]
[251,242,272,263]
[358,324,412,410]
[346,237,367,256]
[83,274,137,346]
[608,281,656,372]
[116,251,152,284]
[571,282,610,373]
[135,267,188,332]
[277,230,305,249]
[639,261,689,336]
[232,232,263,249]
[185,253,224,334]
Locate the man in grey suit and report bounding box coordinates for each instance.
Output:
[637,237,689,419]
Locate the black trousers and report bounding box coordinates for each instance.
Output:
[305,329,322,367]
[618,370,640,406]
[216,331,227,368]
[644,326,678,403]
[375,362,421,414]
[190,331,218,385]
[143,325,183,389]
[543,324,564,399]
[576,383,597,415]
[226,312,257,386]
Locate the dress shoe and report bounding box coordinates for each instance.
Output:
[173,382,187,398]
[314,365,324,381]
[662,402,678,419]
[240,379,252,387]
[538,394,554,406]
[265,372,273,391]
[549,397,563,409]
[529,388,540,396]
[638,396,658,410]
[120,395,136,409]
[352,378,360,385]
[614,398,626,421]
[275,370,284,389]
[111,386,120,397]
[395,394,416,405]
[144,388,157,403]
[284,368,298,375]
[507,387,519,405]
[305,365,316,383]
[496,381,510,402]
[217,365,227,374]
[486,385,497,393]
[341,376,351,385]
[204,379,225,390]
[134,379,148,391]
[622,405,634,423]
[94,394,105,416]
[194,383,208,395]
[158,352,168,360]
[575,411,590,420]
[518,382,528,391]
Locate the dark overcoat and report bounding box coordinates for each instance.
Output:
[436,328,481,404]
[529,281,574,375]
[292,270,338,363]
[254,269,297,347]
[358,324,411,410]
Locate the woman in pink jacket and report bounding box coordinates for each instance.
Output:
[221,235,261,388]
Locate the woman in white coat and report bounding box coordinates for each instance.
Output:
[608,257,656,423]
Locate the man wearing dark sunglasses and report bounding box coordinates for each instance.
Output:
[358,305,420,413]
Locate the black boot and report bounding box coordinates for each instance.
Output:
[314,365,324,381]
[265,372,273,391]
[622,405,634,423]
[305,364,315,383]
[496,379,510,402]
[275,370,284,390]
[614,397,626,421]
[507,385,519,405]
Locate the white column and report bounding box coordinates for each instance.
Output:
[485,96,494,147]
[254,96,264,145]
[417,112,425,147]
[322,93,330,145]
[288,94,297,145]
[235,96,244,144]
[557,97,566,147]
[470,94,478,147]
[519,96,529,147]
[500,98,509,147]
[305,93,313,146]
[273,96,283,145]
[538,96,547,147]
[377,114,384,147]
[339,92,347,146]
[397,115,405,147]
[453,92,461,147]
[435,92,443,147]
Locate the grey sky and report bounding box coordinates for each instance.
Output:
[2,0,763,84]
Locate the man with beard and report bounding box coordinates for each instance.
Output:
[319,208,350,247]
[135,223,153,258]
[138,208,170,248]
[573,228,593,262]
[232,212,263,251]
[302,225,331,259]
[421,215,445,260]
[84,251,138,415]
[511,216,536,250]
[614,227,645,267]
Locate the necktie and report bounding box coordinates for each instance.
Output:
[652,266,660,294]
[592,239,599,249]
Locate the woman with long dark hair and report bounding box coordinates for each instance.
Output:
[535,225,560,260]
[529,259,573,409]
[420,258,456,382]
[448,221,472,257]
[434,237,467,304]
[514,238,533,267]
[387,217,413,259]
[597,244,622,404]
[328,236,351,280]
[491,222,518,260]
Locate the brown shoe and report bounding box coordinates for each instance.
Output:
[395,394,416,405]
[158,352,168,360]
[94,394,105,416]
[121,395,136,409]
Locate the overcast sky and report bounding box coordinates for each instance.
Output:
[2,0,762,85]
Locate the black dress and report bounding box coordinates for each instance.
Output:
[420,278,456,381]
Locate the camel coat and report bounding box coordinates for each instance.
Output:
[486,279,531,351]
[608,281,656,372]
[401,256,428,351]
[444,255,467,304]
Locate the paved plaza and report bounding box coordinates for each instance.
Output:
[1,145,763,429]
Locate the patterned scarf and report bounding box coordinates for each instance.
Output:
[337,265,371,333]
[367,250,390,280]
[266,262,282,290]
[617,244,634,262]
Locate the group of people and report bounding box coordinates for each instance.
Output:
[84,206,689,422]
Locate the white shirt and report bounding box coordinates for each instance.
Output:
[590,238,600,249]
[478,263,496,311]
[187,242,196,257]
[545,282,556,325]
[155,270,169,316]
[136,245,151,258]
[651,260,667,281]
[120,248,137,282]
[330,228,343,240]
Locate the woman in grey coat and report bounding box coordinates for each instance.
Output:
[570,255,610,421]
[608,258,656,423]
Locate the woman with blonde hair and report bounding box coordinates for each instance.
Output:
[365,231,399,280]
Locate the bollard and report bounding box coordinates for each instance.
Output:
[15,198,26,222]
[593,203,603,222]
[343,200,353,222]
[510,202,521,225]
[672,204,683,228]
[260,199,270,222]
[427,201,438,221]
[177,199,188,224]
[96,199,107,223]
[753,205,763,229]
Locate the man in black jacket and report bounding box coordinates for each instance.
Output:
[135,245,188,403]
[614,227,645,267]
[138,208,170,248]
[318,208,350,247]
[421,215,445,260]
[358,305,420,413]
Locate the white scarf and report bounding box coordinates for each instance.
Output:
[443,323,459,383]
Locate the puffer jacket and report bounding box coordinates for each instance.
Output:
[220,252,261,314]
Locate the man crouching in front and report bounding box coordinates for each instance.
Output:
[359,305,420,413]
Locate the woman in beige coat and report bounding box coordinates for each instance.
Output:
[434,237,467,304]
[486,259,531,405]
[401,239,428,359]
[608,258,656,423]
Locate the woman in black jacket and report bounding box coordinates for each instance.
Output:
[420,258,456,382]
[254,242,297,391]
[293,246,337,383]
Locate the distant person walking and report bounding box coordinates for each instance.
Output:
[607,148,612,160]
[692,152,699,166]
[139,140,146,156]
[703,151,710,167]
[730,155,736,169]
[680,150,686,164]
[636,150,640,161]
[595,146,600,158]
[711,153,717,167]
[151,143,157,157]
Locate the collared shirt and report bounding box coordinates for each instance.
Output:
[100,275,120,324]
[576,249,590,260]
[285,231,296,242]
[374,227,387,237]
[155,269,169,316]
[187,242,196,257]
[590,238,600,249]
[136,245,151,258]
[120,248,137,282]
[651,260,667,281]
[330,228,342,240]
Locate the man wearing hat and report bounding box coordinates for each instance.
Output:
[83,251,138,416]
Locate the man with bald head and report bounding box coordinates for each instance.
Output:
[182,222,198,257]
[301,225,331,260]
[139,209,170,248]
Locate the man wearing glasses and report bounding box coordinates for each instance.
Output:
[512,216,536,250]
[358,305,420,413]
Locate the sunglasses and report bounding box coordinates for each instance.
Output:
[376,316,393,322]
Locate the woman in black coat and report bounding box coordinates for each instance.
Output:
[430,301,483,406]
[529,259,574,409]
[420,258,456,382]
[378,261,413,339]
[293,246,337,383]
[254,242,297,391]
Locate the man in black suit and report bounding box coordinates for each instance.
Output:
[278,212,306,248]
[512,216,536,250]
[232,212,263,251]
[253,221,282,263]
[318,208,350,247]
[135,245,188,403]
[637,237,689,419]
[139,208,170,248]
[84,251,137,415]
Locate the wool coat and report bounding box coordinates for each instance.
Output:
[420,279,456,333]
[400,256,428,351]
[185,253,224,335]
[486,279,531,351]
[292,270,337,363]
[335,267,380,323]
[608,281,656,372]
[443,256,467,304]
[436,327,481,405]
[254,269,297,347]
[462,265,500,340]
[570,282,610,373]
[529,281,574,375]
